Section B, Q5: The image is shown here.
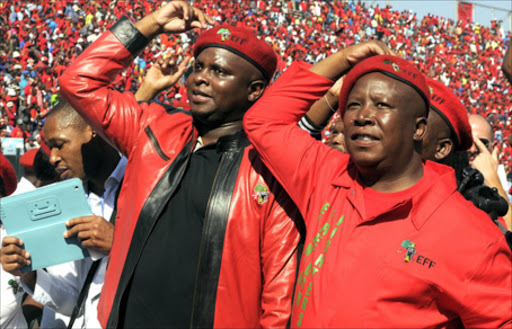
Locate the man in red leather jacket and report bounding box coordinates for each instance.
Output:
[59,2,301,328]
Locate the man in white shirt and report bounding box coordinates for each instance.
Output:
[0,153,27,329]
[1,100,125,329]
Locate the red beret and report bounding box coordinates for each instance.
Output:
[193,25,277,81]
[427,78,472,151]
[39,129,51,156]
[0,153,17,196]
[339,55,430,117]
[19,148,38,172]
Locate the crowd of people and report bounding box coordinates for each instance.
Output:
[0,0,511,176]
[0,1,511,329]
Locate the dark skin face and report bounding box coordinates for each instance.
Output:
[326,117,346,152]
[44,115,120,195]
[343,72,427,191]
[421,110,453,163]
[44,116,92,181]
[186,47,265,130]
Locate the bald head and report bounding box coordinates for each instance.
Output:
[468,114,493,145]
[467,114,494,165]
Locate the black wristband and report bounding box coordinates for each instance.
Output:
[110,16,150,57]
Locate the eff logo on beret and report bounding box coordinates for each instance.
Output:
[383,60,400,72]
[217,28,231,42]
[216,27,247,46]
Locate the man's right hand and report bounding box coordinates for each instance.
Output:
[152,1,213,34]
[136,1,213,40]
[341,40,396,72]
[0,236,36,287]
[309,40,395,81]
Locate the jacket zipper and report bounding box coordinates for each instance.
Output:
[189,153,226,328]
[144,126,171,161]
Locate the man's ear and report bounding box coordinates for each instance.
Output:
[413,116,427,142]
[247,80,266,103]
[434,138,454,161]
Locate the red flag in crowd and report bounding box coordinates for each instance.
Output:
[458,1,473,22]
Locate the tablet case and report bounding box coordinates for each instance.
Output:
[0,178,92,272]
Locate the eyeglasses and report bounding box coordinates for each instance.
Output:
[479,138,490,149]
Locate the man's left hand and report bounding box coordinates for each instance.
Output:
[471,135,499,186]
[63,216,114,255]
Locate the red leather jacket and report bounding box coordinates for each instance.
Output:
[60,17,301,329]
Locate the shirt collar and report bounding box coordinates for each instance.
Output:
[331,160,457,230]
[104,156,127,195]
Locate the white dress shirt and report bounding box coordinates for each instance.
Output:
[22,157,127,329]
[0,226,28,329]
[12,177,36,195]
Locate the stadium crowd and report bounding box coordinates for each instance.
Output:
[0,0,511,176]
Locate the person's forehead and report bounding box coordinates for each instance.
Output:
[469,117,492,140]
[44,117,81,139]
[196,47,255,71]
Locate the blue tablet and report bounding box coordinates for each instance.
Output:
[0,178,92,272]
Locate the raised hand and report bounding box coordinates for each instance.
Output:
[310,40,394,80]
[135,54,191,101]
[342,40,395,68]
[136,1,214,40]
[471,135,499,186]
[327,76,345,100]
[152,1,213,34]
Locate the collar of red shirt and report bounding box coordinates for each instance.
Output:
[331,159,457,230]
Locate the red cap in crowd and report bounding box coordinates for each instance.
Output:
[39,130,51,156]
[0,153,17,196]
[427,78,472,151]
[193,25,277,81]
[338,55,430,117]
[19,148,38,172]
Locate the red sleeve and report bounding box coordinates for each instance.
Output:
[59,31,146,157]
[459,237,512,328]
[244,61,344,217]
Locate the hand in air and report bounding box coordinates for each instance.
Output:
[152,1,214,34]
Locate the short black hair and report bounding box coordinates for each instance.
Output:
[46,97,88,131]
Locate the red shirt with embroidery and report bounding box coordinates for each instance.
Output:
[244,61,512,328]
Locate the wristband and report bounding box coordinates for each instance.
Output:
[324,95,337,114]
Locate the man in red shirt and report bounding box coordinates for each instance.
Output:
[244,42,512,328]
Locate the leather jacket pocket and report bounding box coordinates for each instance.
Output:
[144,126,170,161]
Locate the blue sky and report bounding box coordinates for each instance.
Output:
[361,0,512,32]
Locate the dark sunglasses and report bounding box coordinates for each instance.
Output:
[479,138,490,149]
